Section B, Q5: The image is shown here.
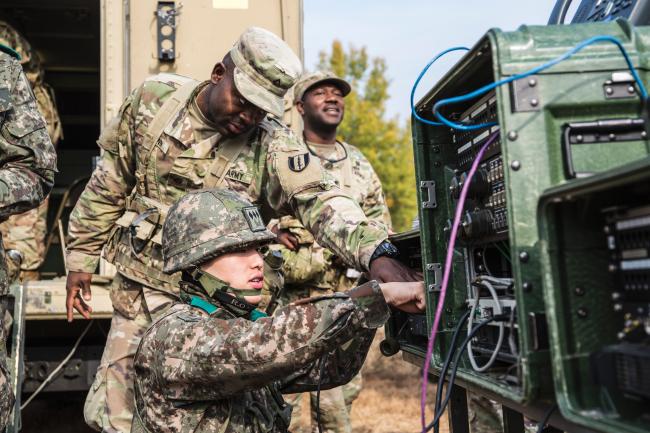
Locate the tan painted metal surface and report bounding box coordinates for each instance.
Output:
[101,0,303,127]
[25,278,113,320]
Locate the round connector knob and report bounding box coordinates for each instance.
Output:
[449,169,490,200]
[379,338,401,357]
[461,209,494,239]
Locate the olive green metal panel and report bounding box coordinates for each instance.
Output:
[539,158,650,433]
[408,19,650,407]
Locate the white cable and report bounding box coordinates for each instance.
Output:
[21,320,93,410]
[467,279,504,372]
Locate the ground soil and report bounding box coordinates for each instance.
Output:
[291,329,450,433]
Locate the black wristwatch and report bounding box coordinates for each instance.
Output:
[369,240,399,265]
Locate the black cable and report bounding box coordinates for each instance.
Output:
[433,309,472,433]
[547,0,572,25]
[425,315,504,432]
[315,354,328,433]
[536,404,557,433]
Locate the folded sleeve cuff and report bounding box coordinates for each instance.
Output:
[347,280,390,329]
[65,250,100,273]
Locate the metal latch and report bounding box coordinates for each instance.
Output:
[420,180,436,209]
[603,71,639,99]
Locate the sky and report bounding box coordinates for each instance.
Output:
[303,0,566,123]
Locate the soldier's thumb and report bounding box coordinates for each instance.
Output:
[82,285,92,301]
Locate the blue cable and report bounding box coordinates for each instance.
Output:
[411,47,470,126]
[432,35,648,131]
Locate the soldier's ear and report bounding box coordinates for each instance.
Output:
[211,62,226,84]
[295,100,305,116]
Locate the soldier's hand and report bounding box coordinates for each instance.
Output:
[272,227,298,251]
[66,271,93,321]
[380,281,426,313]
[368,257,422,283]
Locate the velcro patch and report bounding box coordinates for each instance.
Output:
[243,206,266,232]
[225,168,253,185]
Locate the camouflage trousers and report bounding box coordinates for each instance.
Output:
[84,274,175,433]
[0,301,15,432]
[286,373,362,433]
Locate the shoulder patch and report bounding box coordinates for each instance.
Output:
[0,44,21,60]
[288,153,310,172]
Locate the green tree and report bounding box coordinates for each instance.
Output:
[317,41,417,232]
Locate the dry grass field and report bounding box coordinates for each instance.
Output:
[291,329,450,433]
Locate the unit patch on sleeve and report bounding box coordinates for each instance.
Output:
[288,153,310,172]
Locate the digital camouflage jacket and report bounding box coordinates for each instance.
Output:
[0,48,57,430]
[132,280,389,433]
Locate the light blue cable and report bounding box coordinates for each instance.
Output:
[432,35,648,131]
[411,47,470,126]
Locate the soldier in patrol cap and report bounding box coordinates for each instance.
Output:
[132,188,425,433]
[270,70,392,433]
[0,21,63,281]
[64,27,419,433]
[0,42,57,430]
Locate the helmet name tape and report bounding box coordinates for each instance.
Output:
[243,206,266,232]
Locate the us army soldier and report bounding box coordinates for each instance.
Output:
[64,27,418,433]
[0,21,63,281]
[133,188,425,433]
[0,44,57,430]
[271,71,392,433]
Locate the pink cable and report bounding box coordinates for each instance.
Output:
[420,131,500,431]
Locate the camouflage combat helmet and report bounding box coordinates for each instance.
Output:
[162,188,275,274]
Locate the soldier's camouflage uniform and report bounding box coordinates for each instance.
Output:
[277,140,391,433]
[0,21,63,278]
[0,46,57,430]
[65,27,388,433]
[273,71,392,433]
[134,282,388,433]
[132,187,389,433]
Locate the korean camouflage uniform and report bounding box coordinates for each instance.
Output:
[132,188,390,433]
[64,27,388,433]
[0,46,57,430]
[277,141,391,433]
[0,21,63,279]
[134,282,389,433]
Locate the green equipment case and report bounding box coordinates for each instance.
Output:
[539,157,650,433]
[391,19,650,408]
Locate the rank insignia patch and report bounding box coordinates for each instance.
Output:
[288,153,310,172]
[242,206,266,232]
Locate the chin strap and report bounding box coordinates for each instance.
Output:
[185,268,268,321]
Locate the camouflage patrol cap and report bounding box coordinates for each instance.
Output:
[229,27,302,118]
[293,70,351,104]
[162,189,275,274]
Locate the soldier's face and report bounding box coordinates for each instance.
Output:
[298,83,345,128]
[205,62,266,137]
[200,247,265,304]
